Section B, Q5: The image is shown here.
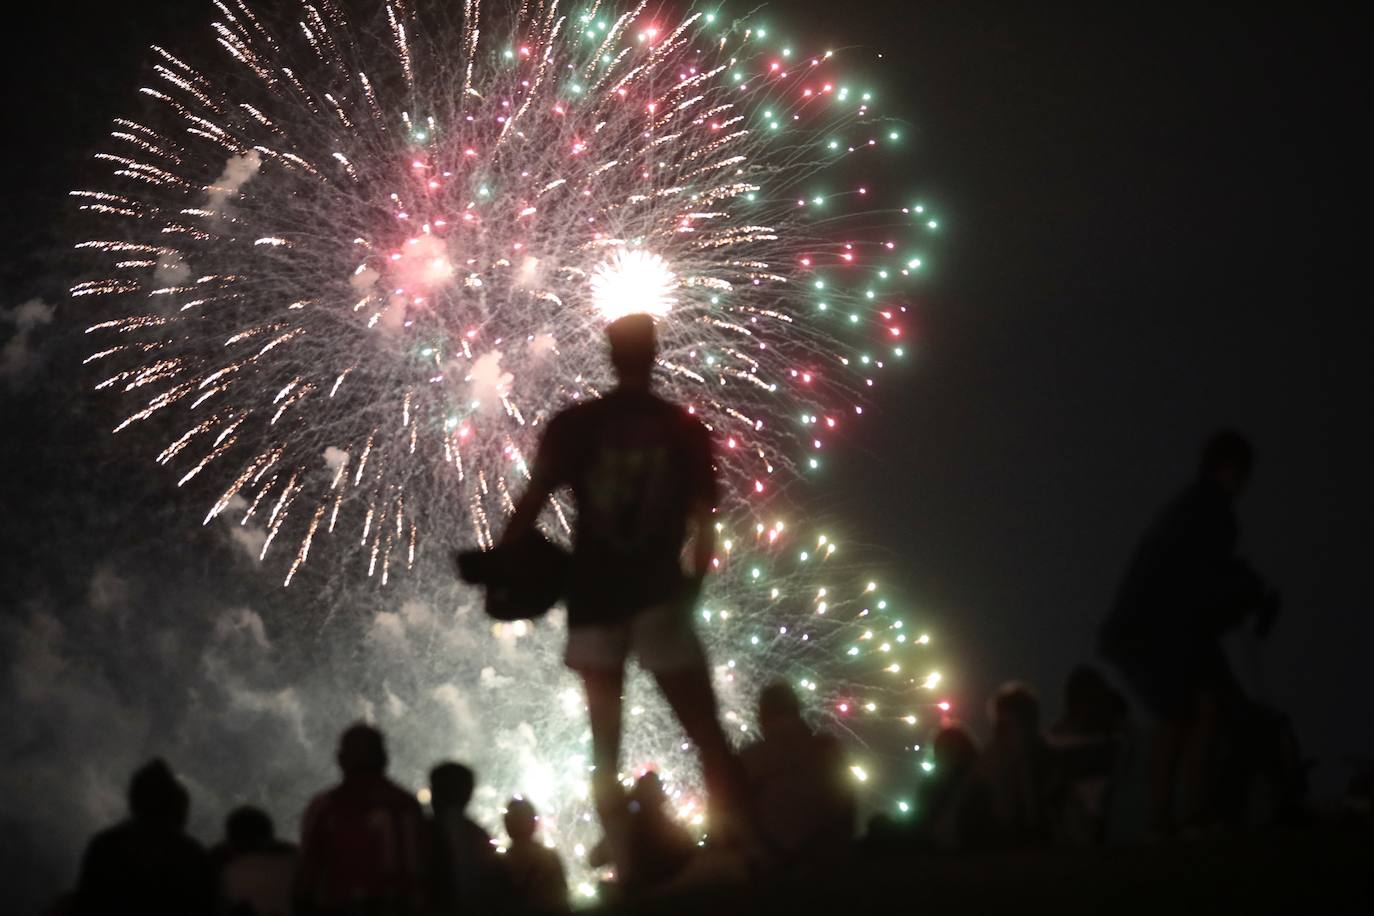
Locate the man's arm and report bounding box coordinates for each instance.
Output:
[500,478,556,546]
[689,496,715,580]
[687,420,718,581]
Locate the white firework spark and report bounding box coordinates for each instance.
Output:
[589,247,677,320]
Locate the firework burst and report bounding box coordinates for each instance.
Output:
[72,0,947,893]
[75,0,931,586]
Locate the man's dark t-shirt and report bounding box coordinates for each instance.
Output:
[529,388,717,626]
[1098,478,1266,717]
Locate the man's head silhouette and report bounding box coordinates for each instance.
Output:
[606,313,657,387]
[337,722,387,777]
[1199,428,1253,497]
[628,770,668,814]
[128,758,190,831]
[225,805,275,852]
[429,761,476,812]
[932,724,979,776]
[504,797,539,843]
[989,680,1041,739]
[757,681,805,742]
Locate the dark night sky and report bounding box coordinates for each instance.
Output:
[810,2,1373,772]
[2,0,1369,878]
[820,1,1372,787]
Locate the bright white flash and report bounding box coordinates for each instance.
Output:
[589,248,677,321]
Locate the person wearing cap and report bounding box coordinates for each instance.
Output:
[501,312,742,872]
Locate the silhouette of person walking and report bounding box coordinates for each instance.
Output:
[1099,430,1278,835]
[501,313,741,871]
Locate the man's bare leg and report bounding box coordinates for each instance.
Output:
[581,667,629,868]
[652,663,744,831]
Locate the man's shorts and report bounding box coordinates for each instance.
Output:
[565,604,705,673]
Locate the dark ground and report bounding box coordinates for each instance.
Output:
[614,826,1373,914]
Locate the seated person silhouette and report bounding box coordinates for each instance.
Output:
[967,681,1058,849]
[212,806,296,916]
[1046,665,1129,844]
[500,798,568,913]
[913,724,981,851]
[740,682,854,867]
[589,772,695,895]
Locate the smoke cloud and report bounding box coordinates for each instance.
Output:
[153,251,191,287]
[1,298,55,383]
[466,350,514,412]
[206,150,263,213]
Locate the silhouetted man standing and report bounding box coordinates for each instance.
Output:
[427,762,503,915]
[296,724,425,916]
[501,313,738,871]
[1100,430,1277,835]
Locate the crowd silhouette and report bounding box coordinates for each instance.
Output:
[47,318,1320,915]
[54,662,1311,915]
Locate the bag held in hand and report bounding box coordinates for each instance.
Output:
[454,534,570,621]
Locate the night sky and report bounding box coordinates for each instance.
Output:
[2,0,1369,909]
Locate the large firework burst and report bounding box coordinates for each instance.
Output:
[71,0,946,895]
[74,0,930,586]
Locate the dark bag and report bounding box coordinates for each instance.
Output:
[454,534,570,621]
